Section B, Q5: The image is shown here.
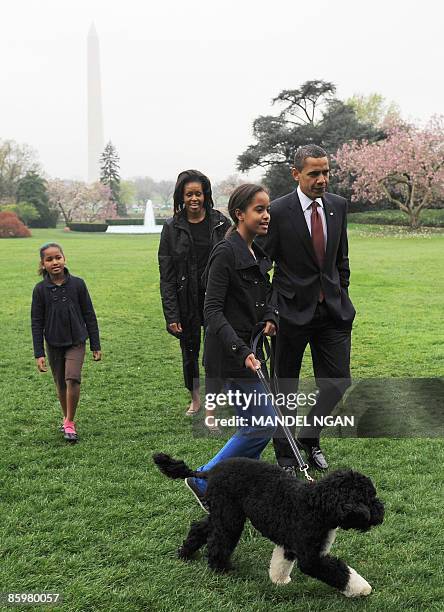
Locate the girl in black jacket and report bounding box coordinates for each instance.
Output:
[184,184,280,510]
[158,170,230,418]
[31,242,101,442]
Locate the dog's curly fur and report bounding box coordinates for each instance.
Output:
[153,453,384,597]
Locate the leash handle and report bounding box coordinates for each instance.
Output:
[250,323,271,366]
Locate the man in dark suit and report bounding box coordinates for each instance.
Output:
[262,144,355,472]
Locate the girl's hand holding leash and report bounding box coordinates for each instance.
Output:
[93,351,102,361]
[245,353,261,372]
[36,357,48,372]
[245,320,276,371]
[168,322,183,335]
[263,321,276,336]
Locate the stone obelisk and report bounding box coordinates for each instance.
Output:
[87,23,104,183]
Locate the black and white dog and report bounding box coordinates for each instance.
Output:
[153,453,384,597]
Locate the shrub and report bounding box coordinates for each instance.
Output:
[105,217,166,226]
[67,222,108,232]
[1,201,40,225]
[106,218,144,225]
[347,209,444,228]
[0,211,31,238]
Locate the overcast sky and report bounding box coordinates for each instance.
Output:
[1,0,443,183]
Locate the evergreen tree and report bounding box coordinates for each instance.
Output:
[237,80,384,199]
[100,141,126,216]
[16,171,58,227]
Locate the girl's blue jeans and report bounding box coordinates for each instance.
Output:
[193,379,277,494]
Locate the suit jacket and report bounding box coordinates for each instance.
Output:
[259,189,355,326]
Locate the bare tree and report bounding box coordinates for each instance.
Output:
[0,139,40,199]
[213,174,244,206]
[156,180,175,206]
[131,176,156,204]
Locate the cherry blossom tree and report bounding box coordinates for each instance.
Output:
[335,116,444,227]
[74,182,115,222]
[47,179,83,224]
[48,180,115,224]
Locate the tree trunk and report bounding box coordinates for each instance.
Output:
[409,209,421,229]
[407,182,421,228]
[57,203,70,225]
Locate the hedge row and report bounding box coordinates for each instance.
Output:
[106,217,168,226]
[347,210,444,228]
[67,219,168,232]
[106,218,144,225]
[67,223,108,232]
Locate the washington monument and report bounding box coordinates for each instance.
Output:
[87,23,104,182]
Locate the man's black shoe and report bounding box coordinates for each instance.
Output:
[297,439,329,471]
[185,477,210,513]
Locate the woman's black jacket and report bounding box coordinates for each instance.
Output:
[158,208,231,340]
[203,230,279,379]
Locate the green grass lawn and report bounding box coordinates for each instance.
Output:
[0,227,443,612]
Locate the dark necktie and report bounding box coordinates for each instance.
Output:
[311,201,325,301]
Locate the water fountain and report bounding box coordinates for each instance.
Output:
[106,199,163,234]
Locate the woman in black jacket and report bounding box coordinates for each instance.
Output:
[184,184,280,511]
[158,170,231,416]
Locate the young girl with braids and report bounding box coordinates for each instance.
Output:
[31,243,101,442]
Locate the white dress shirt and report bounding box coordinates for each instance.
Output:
[297,185,327,244]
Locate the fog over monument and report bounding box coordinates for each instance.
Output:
[87,23,104,183]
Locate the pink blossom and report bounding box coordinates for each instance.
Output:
[334,116,444,227]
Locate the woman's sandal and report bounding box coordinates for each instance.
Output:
[185,402,201,416]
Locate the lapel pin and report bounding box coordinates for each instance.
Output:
[329,212,334,215]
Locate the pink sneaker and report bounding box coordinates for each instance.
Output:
[63,420,78,443]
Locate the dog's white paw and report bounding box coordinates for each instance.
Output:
[269,546,294,586]
[341,567,372,597]
[270,573,292,586]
